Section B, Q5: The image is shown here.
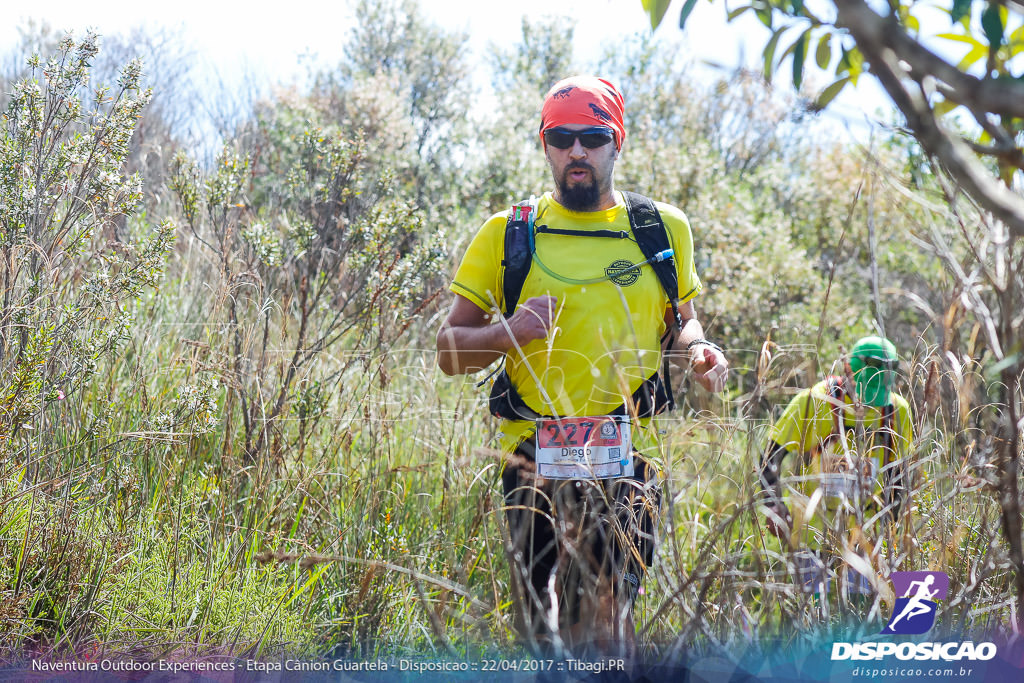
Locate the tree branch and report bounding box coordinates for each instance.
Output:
[835,0,1024,118]
[963,138,1024,170]
[834,0,1024,238]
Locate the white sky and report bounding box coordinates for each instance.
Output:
[3,1,709,74]
[1,0,893,134]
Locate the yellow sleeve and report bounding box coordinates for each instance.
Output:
[656,202,703,304]
[768,384,835,454]
[893,395,914,458]
[449,213,506,313]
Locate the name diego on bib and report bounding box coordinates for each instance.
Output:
[534,416,633,479]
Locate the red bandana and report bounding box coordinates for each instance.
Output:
[539,76,626,150]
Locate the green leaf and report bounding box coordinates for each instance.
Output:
[642,0,673,30]
[679,0,700,30]
[791,0,804,14]
[905,14,920,34]
[815,32,831,70]
[956,44,987,71]
[839,46,864,85]
[793,31,808,89]
[981,4,1004,49]
[951,0,972,25]
[763,28,786,82]
[288,496,307,539]
[285,563,331,608]
[933,99,959,117]
[728,5,753,21]
[812,76,851,111]
[935,31,987,47]
[985,353,1022,381]
[1009,23,1024,51]
[756,6,774,28]
[778,27,811,63]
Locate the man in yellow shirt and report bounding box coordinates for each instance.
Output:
[759,336,913,594]
[436,76,728,656]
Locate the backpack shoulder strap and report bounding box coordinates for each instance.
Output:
[881,403,896,465]
[622,191,683,412]
[621,191,682,332]
[825,375,847,437]
[500,197,536,318]
[826,375,846,399]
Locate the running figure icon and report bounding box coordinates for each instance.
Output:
[882,571,948,635]
[887,575,938,629]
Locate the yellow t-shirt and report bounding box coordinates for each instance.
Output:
[451,192,702,451]
[769,379,913,546]
[769,380,913,461]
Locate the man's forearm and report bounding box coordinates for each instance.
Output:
[677,317,706,350]
[662,313,705,362]
[758,440,789,504]
[883,459,908,525]
[436,294,556,376]
[436,321,514,376]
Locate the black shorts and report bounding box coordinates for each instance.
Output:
[501,438,661,625]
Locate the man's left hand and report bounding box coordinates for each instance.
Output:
[691,345,729,393]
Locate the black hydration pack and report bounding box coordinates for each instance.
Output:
[488,191,689,420]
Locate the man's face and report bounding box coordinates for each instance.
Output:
[543,124,618,212]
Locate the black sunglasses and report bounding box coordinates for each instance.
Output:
[543,126,615,149]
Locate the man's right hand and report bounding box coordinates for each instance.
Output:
[436,294,558,375]
[506,295,558,347]
[763,501,792,539]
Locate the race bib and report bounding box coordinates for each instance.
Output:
[534,416,633,480]
[819,452,878,499]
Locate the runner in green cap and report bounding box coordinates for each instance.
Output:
[848,336,899,407]
[757,336,913,596]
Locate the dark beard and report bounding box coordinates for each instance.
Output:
[558,164,601,211]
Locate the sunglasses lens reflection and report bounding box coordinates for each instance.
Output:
[544,128,615,149]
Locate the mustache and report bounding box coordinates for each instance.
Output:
[565,161,595,173]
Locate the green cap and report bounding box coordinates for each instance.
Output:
[848,336,898,407]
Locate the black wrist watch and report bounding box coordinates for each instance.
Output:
[686,338,723,353]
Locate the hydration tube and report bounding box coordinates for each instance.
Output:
[530,245,675,286]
